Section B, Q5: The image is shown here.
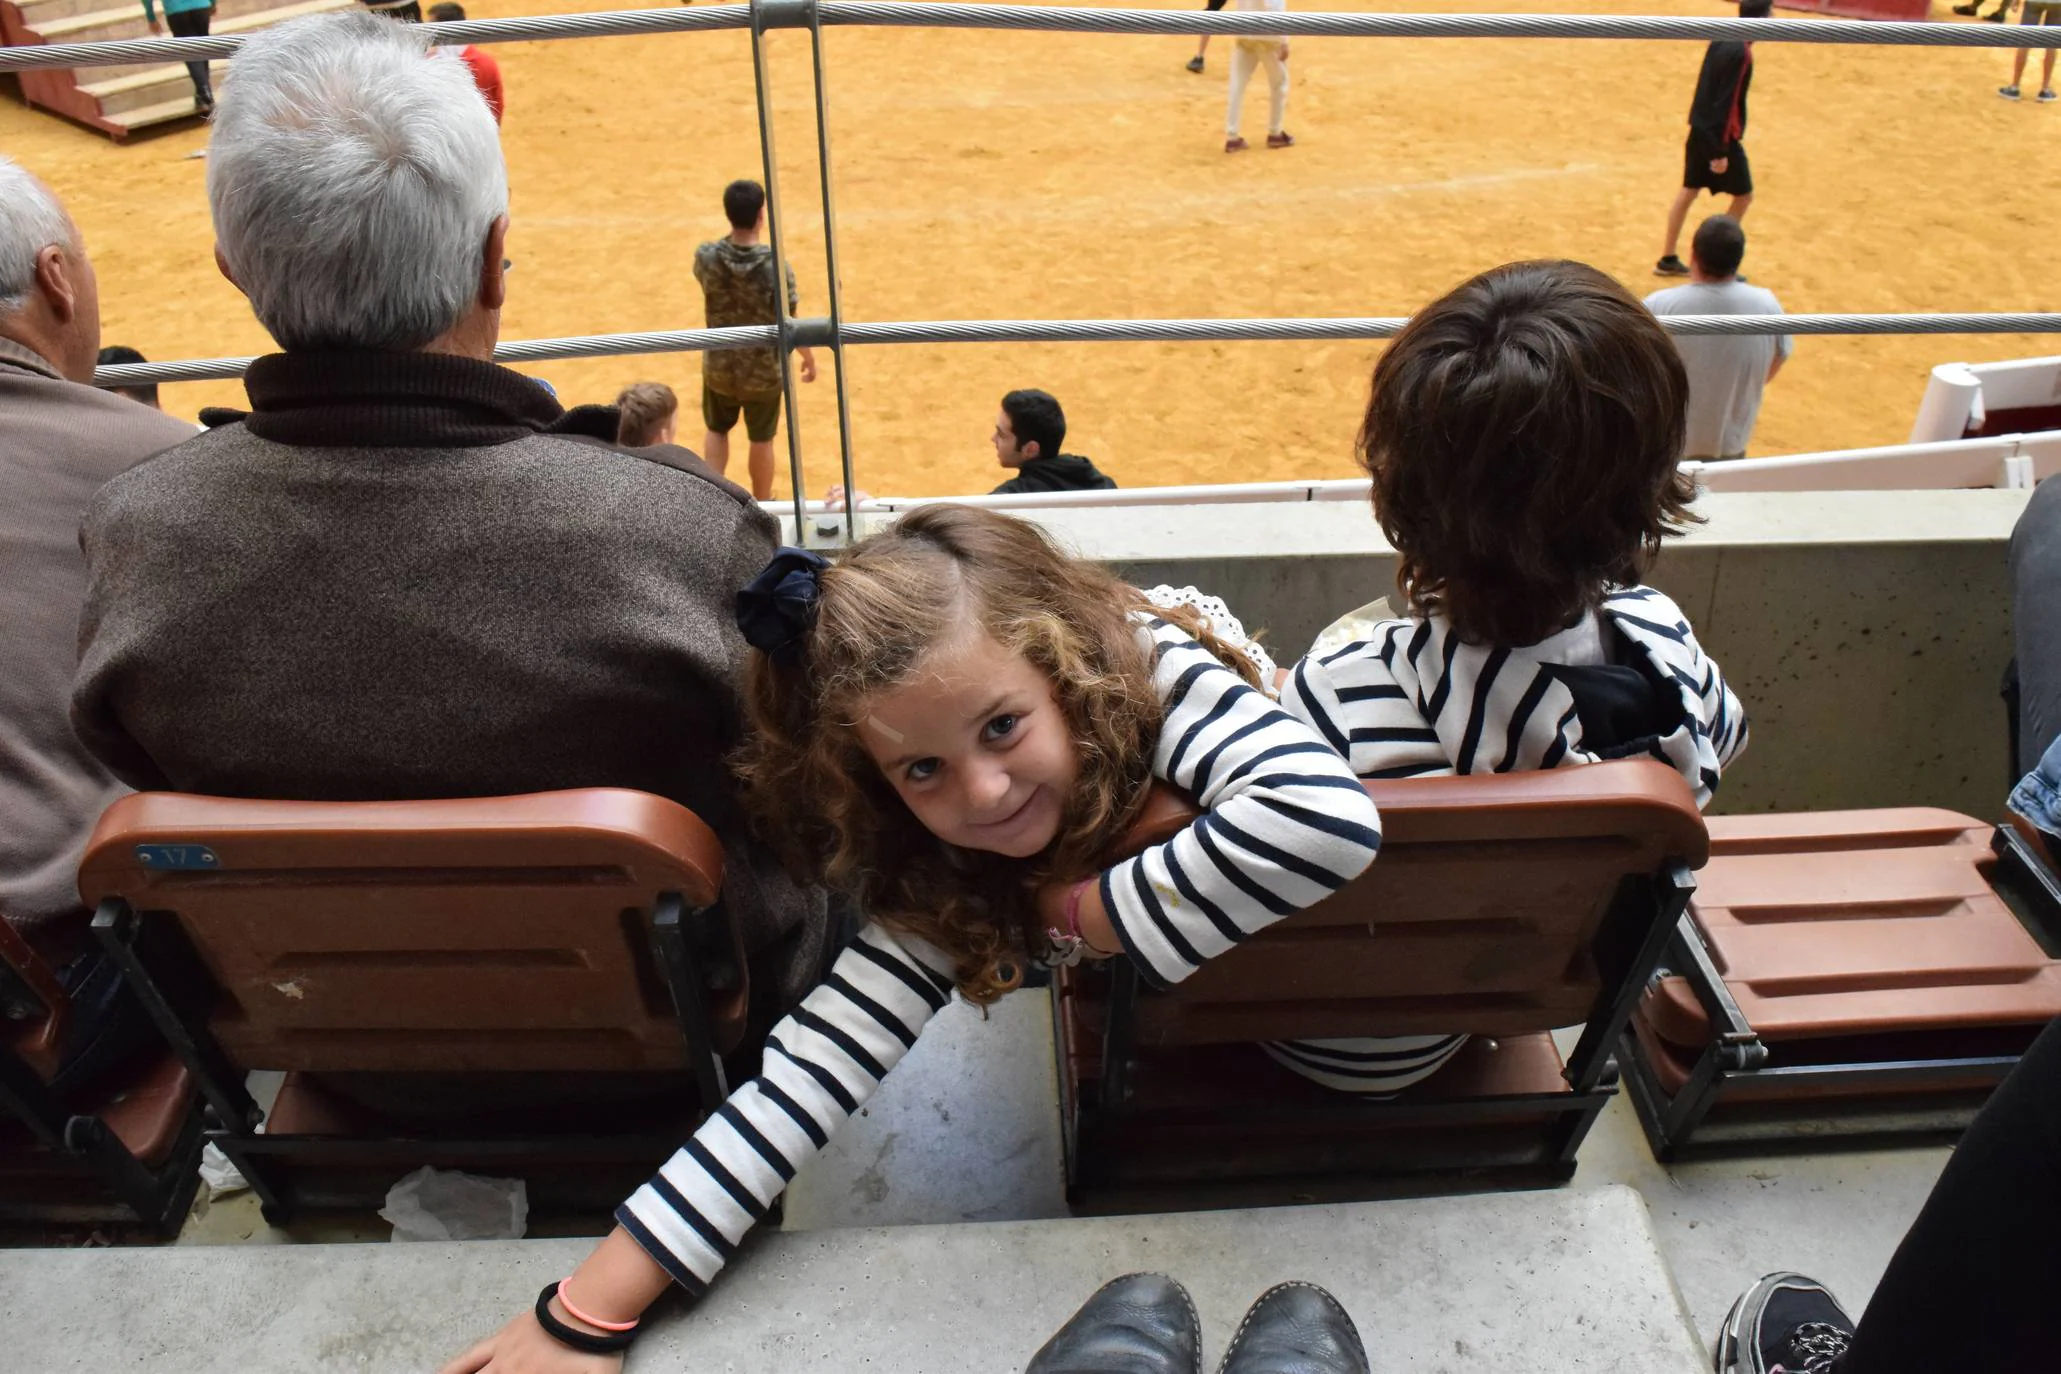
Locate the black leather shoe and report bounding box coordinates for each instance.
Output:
[1218,1283,1370,1374]
[1026,1273,1202,1374]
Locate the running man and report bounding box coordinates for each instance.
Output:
[1224,0,1292,152]
[1657,0,1767,277]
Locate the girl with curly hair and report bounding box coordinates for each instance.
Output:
[445,505,1381,1373]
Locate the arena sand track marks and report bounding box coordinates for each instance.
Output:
[7,0,2054,499]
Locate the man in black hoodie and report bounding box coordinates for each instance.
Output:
[990,388,1118,495]
[1656,0,1765,277]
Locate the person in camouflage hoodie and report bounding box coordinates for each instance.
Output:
[693,179,816,499]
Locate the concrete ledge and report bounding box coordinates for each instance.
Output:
[0,1185,1703,1372]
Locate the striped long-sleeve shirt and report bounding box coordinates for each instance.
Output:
[1269,584,1747,1094]
[618,616,1383,1293]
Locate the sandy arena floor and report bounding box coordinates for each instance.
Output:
[4,0,2057,499]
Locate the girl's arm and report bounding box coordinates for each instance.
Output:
[440,923,958,1371]
[1097,620,1385,989]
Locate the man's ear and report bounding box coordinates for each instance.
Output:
[1021,440,1041,460]
[33,245,76,324]
[213,244,244,295]
[479,215,509,312]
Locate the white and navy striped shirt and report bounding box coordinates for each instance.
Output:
[1271,585,1747,1094]
[618,617,1383,1293]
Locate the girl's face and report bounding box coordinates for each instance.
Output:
[857,629,1079,859]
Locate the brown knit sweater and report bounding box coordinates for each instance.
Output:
[71,350,827,1002]
[0,337,196,964]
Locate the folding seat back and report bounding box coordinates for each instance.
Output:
[1116,762,1710,1050]
[74,789,744,1222]
[77,789,743,1076]
[1623,806,2061,1157]
[1060,759,1709,1209]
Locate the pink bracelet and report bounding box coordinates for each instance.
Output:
[555,1277,641,1333]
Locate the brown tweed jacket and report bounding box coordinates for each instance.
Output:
[71,350,827,1002]
[0,337,196,963]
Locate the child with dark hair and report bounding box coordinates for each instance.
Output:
[441,506,1379,1372]
[1656,0,1768,276]
[1273,259,1748,1095]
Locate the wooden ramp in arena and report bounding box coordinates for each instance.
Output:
[0,0,350,139]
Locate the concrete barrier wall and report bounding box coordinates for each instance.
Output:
[979,489,2030,818]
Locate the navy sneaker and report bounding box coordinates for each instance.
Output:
[1713,1273,1855,1374]
[1655,254,1691,277]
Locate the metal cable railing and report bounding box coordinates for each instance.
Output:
[11,4,2061,70]
[90,314,2061,387]
[42,1,2061,534]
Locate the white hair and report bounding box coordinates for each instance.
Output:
[206,9,507,352]
[0,156,73,314]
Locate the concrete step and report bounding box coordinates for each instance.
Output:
[31,0,349,47]
[77,56,224,114]
[0,1186,1708,1371]
[98,87,203,130]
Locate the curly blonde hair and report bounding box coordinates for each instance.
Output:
[736,505,1260,1003]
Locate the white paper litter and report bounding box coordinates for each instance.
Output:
[379,1165,529,1242]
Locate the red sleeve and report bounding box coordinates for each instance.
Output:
[462,47,505,123]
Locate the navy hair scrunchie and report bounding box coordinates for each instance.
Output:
[736,546,831,664]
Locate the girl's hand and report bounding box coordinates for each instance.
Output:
[442,1230,669,1374]
[437,1308,623,1374]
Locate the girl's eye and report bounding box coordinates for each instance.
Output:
[906,758,940,783]
[983,713,1019,743]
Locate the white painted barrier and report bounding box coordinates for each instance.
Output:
[1909,354,2061,443]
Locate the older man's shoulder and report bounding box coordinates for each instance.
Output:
[549,431,761,509]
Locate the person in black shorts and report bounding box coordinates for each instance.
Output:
[1656,0,1766,277]
[1186,0,1228,73]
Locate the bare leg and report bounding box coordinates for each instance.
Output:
[747,440,777,500]
[1660,186,1698,259]
[1726,192,1754,221]
[703,430,730,477]
[2012,48,2030,84]
[1196,34,1210,58]
[2042,48,2056,88]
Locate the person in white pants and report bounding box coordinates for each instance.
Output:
[1226,0,1293,151]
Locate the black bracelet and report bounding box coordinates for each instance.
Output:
[534,1282,640,1355]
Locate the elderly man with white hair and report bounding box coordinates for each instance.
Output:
[70,14,829,1078]
[0,156,192,1090]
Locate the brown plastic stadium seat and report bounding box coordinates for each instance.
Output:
[0,918,202,1233]
[1620,808,2061,1157]
[1057,759,1709,1212]
[75,789,745,1222]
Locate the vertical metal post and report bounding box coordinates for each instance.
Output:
[801,0,860,543]
[748,0,811,543]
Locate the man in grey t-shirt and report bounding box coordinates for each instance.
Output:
[1643,214,1792,460]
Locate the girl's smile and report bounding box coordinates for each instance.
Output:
[858,630,1078,859]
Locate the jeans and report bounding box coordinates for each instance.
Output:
[1838,1013,2061,1370]
[164,5,213,105]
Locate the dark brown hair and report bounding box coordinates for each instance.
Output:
[614,381,677,447]
[735,505,1259,1003]
[1358,259,1698,646]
